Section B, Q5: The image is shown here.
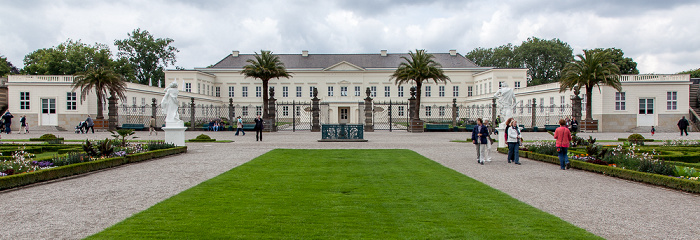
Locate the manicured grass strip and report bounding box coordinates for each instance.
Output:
[89,149,600,239]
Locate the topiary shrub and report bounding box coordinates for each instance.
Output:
[628,133,646,145]
[39,134,57,140]
[189,134,216,142]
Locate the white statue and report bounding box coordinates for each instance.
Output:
[493,82,516,128]
[161,81,183,126]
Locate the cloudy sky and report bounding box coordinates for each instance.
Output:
[1,0,699,74]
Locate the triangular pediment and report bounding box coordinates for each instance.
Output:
[323,61,365,71]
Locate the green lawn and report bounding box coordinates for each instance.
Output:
[88,149,600,239]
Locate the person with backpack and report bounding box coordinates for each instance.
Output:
[2,111,13,134]
[235,116,245,136]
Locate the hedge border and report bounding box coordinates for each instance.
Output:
[188,139,217,142]
[0,146,187,191]
[497,148,700,193]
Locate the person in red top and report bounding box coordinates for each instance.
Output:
[554,119,572,170]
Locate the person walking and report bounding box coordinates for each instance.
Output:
[19,115,27,134]
[85,115,95,134]
[677,116,689,136]
[254,115,264,141]
[235,116,245,136]
[506,118,522,165]
[471,118,489,165]
[2,111,13,134]
[483,119,496,162]
[554,119,572,170]
[651,126,656,136]
[570,117,579,133]
[149,117,157,136]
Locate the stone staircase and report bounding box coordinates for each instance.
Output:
[30,126,68,132]
[688,83,700,131]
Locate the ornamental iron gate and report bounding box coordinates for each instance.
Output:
[275,101,329,131]
[372,101,410,131]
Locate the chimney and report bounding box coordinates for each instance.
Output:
[232,50,239,57]
[302,50,309,57]
[380,50,387,57]
[449,49,457,56]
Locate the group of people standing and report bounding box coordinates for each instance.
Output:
[471,117,573,170]
[233,115,265,141]
[0,111,29,135]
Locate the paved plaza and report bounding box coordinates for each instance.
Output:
[0,130,698,239]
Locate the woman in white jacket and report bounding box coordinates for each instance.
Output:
[506,118,522,165]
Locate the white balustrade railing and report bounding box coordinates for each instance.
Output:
[618,74,690,82]
[8,75,75,83]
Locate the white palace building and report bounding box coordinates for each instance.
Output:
[5,50,693,132]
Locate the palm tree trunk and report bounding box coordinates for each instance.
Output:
[96,94,104,119]
[415,81,423,120]
[262,79,269,118]
[586,85,593,121]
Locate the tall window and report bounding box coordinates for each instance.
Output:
[256,106,262,116]
[425,86,431,97]
[310,86,314,97]
[549,97,555,112]
[540,98,544,113]
[398,106,404,116]
[197,83,201,94]
[453,86,459,97]
[215,87,220,97]
[370,86,377,97]
[468,86,473,97]
[527,99,532,113]
[242,86,248,97]
[398,86,404,97]
[185,83,192,92]
[328,86,334,96]
[132,97,137,106]
[514,81,521,89]
[384,86,390,97]
[475,85,479,95]
[498,81,505,89]
[242,106,248,116]
[228,86,235,97]
[255,86,262,98]
[438,86,445,97]
[283,106,289,116]
[488,82,492,93]
[355,86,361,96]
[439,106,445,116]
[282,86,288,98]
[207,85,210,96]
[296,106,301,116]
[296,86,302,97]
[425,106,432,116]
[341,86,348,96]
[66,92,76,110]
[615,92,626,111]
[667,91,677,110]
[560,95,566,112]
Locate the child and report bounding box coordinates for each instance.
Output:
[651,126,655,136]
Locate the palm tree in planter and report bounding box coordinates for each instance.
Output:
[72,67,127,128]
[559,49,621,121]
[241,50,292,128]
[390,49,450,122]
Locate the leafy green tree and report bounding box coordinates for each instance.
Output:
[22,39,112,75]
[466,44,521,68]
[679,68,700,78]
[241,50,292,119]
[0,55,20,77]
[114,28,178,86]
[588,48,639,74]
[515,37,573,85]
[390,49,450,120]
[559,50,621,120]
[72,67,127,119]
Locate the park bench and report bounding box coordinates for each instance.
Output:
[239,124,256,131]
[120,123,145,130]
[464,124,476,131]
[544,125,559,132]
[425,124,450,132]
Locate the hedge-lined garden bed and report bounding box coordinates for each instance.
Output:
[0,146,187,190]
[498,148,700,193]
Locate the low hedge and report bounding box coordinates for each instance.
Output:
[188,139,217,142]
[0,146,187,191]
[29,138,65,142]
[497,148,700,193]
[616,138,654,142]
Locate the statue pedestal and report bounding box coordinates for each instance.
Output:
[497,126,506,149]
[163,121,186,146]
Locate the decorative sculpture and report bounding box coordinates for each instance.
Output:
[161,81,183,126]
[493,82,516,127]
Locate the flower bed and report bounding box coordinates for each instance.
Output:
[498,147,700,193]
[0,146,187,190]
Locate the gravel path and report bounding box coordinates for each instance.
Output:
[0,130,698,239]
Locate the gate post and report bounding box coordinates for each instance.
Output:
[571,87,582,133]
[228,98,234,126]
[531,98,537,131]
[364,87,374,132]
[266,87,277,132]
[292,100,296,132]
[491,98,497,124]
[190,97,195,131]
[108,94,117,131]
[389,100,393,132]
[452,98,457,129]
[151,98,157,128]
[311,87,321,132]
